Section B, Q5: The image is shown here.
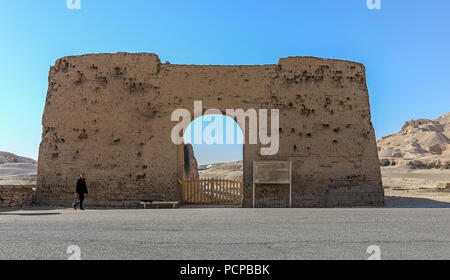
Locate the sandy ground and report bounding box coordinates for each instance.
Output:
[382,166,450,207]
[0,163,37,185]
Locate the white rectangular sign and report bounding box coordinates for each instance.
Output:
[253,161,292,208]
[254,161,291,184]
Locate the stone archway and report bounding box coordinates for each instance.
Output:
[178,114,245,205]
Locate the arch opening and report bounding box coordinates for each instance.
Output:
[179,114,244,206]
[184,114,244,179]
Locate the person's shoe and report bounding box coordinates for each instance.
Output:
[80,208,85,211]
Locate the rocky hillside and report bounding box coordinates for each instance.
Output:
[378,113,450,169]
[184,144,199,179]
[0,152,36,165]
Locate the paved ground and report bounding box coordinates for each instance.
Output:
[0,207,449,260]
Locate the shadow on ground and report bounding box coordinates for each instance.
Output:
[384,196,450,208]
[0,212,62,216]
[0,207,62,215]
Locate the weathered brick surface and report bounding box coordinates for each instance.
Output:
[0,186,36,208]
[37,53,383,207]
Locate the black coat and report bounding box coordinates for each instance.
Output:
[76,178,88,194]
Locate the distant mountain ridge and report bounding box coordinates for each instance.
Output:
[0,152,37,165]
[377,113,450,169]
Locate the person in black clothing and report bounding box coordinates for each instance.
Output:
[74,174,88,210]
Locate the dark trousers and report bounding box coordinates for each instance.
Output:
[74,193,85,209]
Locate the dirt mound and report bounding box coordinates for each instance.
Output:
[378,113,450,169]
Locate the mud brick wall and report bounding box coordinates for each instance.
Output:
[37,53,383,207]
[0,186,36,208]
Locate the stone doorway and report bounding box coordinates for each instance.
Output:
[178,115,244,206]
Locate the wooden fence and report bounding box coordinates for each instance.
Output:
[182,178,243,205]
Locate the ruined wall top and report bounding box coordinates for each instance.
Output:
[51,52,365,71]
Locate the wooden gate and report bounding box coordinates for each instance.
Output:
[182,178,243,205]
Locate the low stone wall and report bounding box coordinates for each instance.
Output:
[0,186,36,208]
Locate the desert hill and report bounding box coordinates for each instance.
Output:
[0,152,37,185]
[0,151,36,165]
[378,113,450,169]
[199,161,243,181]
[378,113,450,206]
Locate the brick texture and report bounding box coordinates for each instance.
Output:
[0,186,36,208]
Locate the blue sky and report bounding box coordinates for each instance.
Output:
[185,115,244,165]
[0,0,449,163]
